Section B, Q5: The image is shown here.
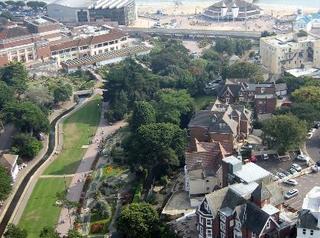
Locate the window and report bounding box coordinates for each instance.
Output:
[204,202,209,212]
[206,218,212,227]
[310,230,314,236]
[220,222,225,231]
[220,213,226,223]
[302,229,306,235]
[266,220,271,229]
[206,229,212,238]
[199,216,203,225]
[199,226,203,235]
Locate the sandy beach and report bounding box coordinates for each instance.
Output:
[133,2,319,31]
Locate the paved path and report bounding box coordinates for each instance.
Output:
[306,128,320,163]
[56,101,127,236]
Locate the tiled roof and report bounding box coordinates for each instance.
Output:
[298,210,320,230]
[244,202,272,235]
[50,29,125,52]
[0,27,30,40]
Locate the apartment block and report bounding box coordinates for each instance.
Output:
[260,33,320,75]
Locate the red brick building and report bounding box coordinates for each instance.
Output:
[188,99,252,154]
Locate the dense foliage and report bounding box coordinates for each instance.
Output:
[39,227,60,238]
[0,165,12,200]
[130,101,156,132]
[4,224,27,238]
[12,133,43,159]
[263,115,307,154]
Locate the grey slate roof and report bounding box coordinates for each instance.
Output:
[298,210,320,230]
[244,202,270,235]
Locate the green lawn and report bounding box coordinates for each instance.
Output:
[194,95,215,111]
[44,97,102,175]
[19,178,71,238]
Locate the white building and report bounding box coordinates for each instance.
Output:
[260,33,320,75]
[0,154,19,181]
[297,186,320,238]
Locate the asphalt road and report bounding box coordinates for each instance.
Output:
[306,129,320,162]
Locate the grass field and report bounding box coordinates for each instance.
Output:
[19,178,71,238]
[44,97,101,175]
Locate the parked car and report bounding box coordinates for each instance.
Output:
[250,155,257,162]
[263,154,269,160]
[314,122,320,129]
[311,165,319,173]
[272,175,280,181]
[283,179,298,186]
[284,189,299,199]
[288,168,297,175]
[277,172,286,179]
[316,161,320,167]
[281,170,291,176]
[296,155,310,163]
[291,163,302,172]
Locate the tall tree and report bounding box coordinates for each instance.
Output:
[130,101,156,132]
[263,115,307,154]
[0,62,27,94]
[155,89,194,126]
[39,227,60,238]
[226,62,264,82]
[4,224,27,238]
[117,203,159,238]
[292,86,320,104]
[0,81,14,110]
[3,101,50,134]
[0,165,12,201]
[12,133,43,159]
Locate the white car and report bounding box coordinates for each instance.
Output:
[291,163,302,172]
[296,155,310,163]
[284,189,299,199]
[283,179,298,186]
[307,132,313,139]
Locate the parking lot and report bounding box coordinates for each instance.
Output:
[254,153,308,176]
[279,171,320,211]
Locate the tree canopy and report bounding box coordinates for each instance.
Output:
[4,224,27,238]
[3,101,50,134]
[263,115,307,154]
[0,165,12,201]
[12,133,43,158]
[154,89,194,126]
[125,123,186,177]
[292,86,320,104]
[39,227,60,238]
[117,203,160,238]
[0,62,27,94]
[0,81,14,110]
[130,101,156,132]
[225,62,264,82]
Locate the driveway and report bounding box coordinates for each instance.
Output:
[306,128,320,162]
[279,171,320,211]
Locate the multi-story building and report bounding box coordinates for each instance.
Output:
[188,99,252,154]
[297,186,320,238]
[50,25,128,64]
[0,17,61,66]
[47,0,136,25]
[260,33,320,75]
[184,139,227,206]
[196,156,295,238]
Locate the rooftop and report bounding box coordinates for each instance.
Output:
[261,33,318,47]
[229,182,259,199]
[234,162,271,184]
[50,0,133,9]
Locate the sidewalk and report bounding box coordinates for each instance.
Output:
[56,102,127,236]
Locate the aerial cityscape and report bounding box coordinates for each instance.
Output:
[0,0,319,237]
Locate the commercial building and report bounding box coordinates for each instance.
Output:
[50,25,128,64]
[47,0,136,25]
[0,17,61,66]
[203,0,261,21]
[260,33,320,75]
[297,186,320,238]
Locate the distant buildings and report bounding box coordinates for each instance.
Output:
[188,99,252,154]
[297,186,320,238]
[203,0,261,21]
[0,18,130,68]
[47,0,136,25]
[218,81,287,115]
[260,33,320,75]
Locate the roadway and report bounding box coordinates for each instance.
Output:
[123,27,262,39]
[306,129,320,163]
